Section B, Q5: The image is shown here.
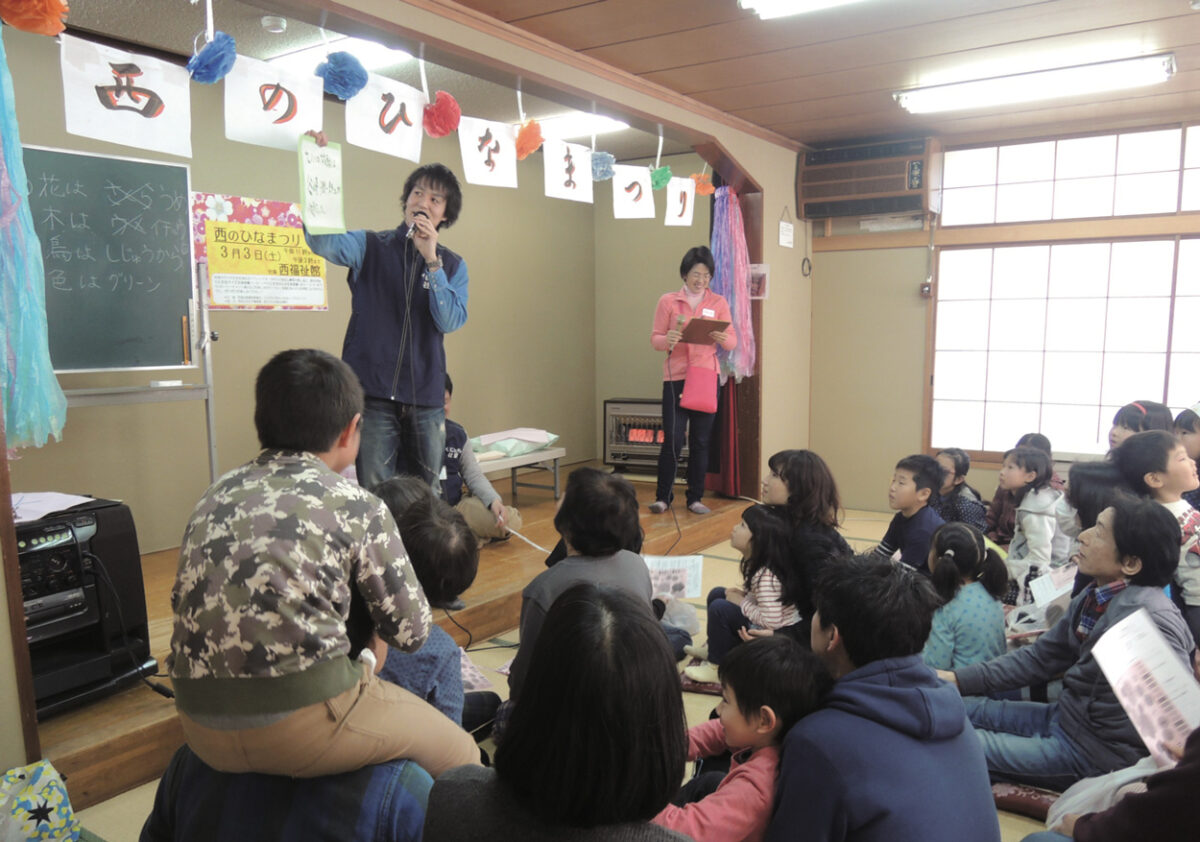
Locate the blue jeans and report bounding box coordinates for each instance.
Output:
[1021,834,1071,842]
[964,697,1101,791]
[357,396,445,492]
[655,380,716,506]
[705,587,749,665]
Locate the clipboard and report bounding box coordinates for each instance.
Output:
[680,317,730,345]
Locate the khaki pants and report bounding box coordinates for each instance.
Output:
[179,664,480,779]
[455,496,522,542]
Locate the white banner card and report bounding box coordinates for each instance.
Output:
[663,176,696,227]
[224,55,324,151]
[611,164,655,219]
[60,34,192,159]
[542,140,593,204]
[456,116,518,188]
[297,135,346,235]
[345,74,426,163]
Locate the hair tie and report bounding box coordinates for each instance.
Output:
[943,548,955,559]
[1132,401,1147,415]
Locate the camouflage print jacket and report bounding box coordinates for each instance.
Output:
[167,449,430,717]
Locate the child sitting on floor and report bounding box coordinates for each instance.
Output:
[685,505,801,684]
[655,637,832,842]
[933,448,987,531]
[922,522,1008,671]
[998,445,1071,605]
[1111,430,1200,643]
[872,454,945,575]
[1174,405,1200,510]
[1109,400,1174,451]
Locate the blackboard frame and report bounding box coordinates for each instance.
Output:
[23,144,198,373]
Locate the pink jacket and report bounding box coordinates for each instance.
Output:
[652,718,779,842]
[650,288,736,382]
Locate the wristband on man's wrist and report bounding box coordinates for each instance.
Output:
[426,257,444,272]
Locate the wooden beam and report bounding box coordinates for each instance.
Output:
[0,394,41,763]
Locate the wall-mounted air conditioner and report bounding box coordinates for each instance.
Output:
[797,138,942,220]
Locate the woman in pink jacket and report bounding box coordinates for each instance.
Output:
[649,246,737,515]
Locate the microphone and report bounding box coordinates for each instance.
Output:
[670,314,685,352]
[406,210,428,239]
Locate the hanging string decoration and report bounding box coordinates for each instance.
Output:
[424,90,461,138]
[691,171,715,196]
[515,119,543,160]
[187,31,237,84]
[0,0,68,36]
[650,165,673,191]
[710,186,756,381]
[316,51,368,100]
[0,28,66,448]
[591,151,616,181]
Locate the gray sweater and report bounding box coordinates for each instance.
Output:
[507,549,653,702]
[956,584,1195,771]
[423,766,690,842]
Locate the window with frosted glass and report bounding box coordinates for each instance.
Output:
[931,238,1191,455]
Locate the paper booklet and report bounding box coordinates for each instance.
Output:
[643,554,704,600]
[1091,608,1200,768]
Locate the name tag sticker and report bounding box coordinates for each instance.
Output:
[702,308,715,317]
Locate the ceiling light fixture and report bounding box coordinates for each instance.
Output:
[260,15,287,35]
[268,36,411,73]
[738,0,870,19]
[521,113,630,139]
[893,53,1176,114]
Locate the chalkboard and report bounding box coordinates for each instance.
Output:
[22,146,195,371]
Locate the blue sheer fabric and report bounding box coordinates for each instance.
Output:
[0,27,65,449]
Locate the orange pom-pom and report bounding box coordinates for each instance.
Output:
[0,0,69,36]
[423,91,461,138]
[515,120,543,161]
[691,172,716,196]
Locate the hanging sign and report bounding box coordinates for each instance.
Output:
[346,74,426,163]
[612,164,655,219]
[663,176,696,227]
[456,116,518,188]
[542,140,593,203]
[224,55,323,151]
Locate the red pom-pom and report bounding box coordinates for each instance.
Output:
[0,0,68,36]
[515,120,543,161]
[691,172,716,196]
[423,91,461,138]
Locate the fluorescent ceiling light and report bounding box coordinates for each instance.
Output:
[268,36,411,74]
[894,53,1175,114]
[739,0,870,19]
[521,113,629,139]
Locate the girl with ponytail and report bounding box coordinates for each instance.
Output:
[922,522,1008,671]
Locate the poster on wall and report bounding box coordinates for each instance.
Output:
[663,176,696,227]
[749,263,769,300]
[224,55,323,151]
[191,192,327,310]
[457,116,518,188]
[542,140,593,203]
[611,164,655,219]
[59,33,192,158]
[346,74,426,162]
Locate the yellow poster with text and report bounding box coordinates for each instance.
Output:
[205,219,327,310]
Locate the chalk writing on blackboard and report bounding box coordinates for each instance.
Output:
[24,146,194,370]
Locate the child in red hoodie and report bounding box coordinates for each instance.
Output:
[654,637,832,842]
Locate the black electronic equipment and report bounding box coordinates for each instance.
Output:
[17,498,157,719]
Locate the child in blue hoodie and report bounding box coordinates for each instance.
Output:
[766,555,999,842]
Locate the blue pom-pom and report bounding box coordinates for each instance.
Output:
[187,31,237,84]
[317,51,368,100]
[592,152,616,181]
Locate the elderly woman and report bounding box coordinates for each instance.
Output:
[649,245,737,515]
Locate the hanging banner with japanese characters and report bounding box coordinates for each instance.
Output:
[611,164,655,219]
[346,74,426,162]
[663,176,696,227]
[191,192,327,311]
[298,134,346,234]
[542,140,592,204]
[224,55,323,151]
[456,116,518,188]
[59,33,192,159]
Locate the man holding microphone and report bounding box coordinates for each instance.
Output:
[304,131,469,492]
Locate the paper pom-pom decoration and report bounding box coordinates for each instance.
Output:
[515,120,544,161]
[651,165,673,191]
[317,51,368,100]
[0,0,68,35]
[592,152,616,181]
[424,91,461,138]
[691,172,716,196]
[187,31,237,84]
